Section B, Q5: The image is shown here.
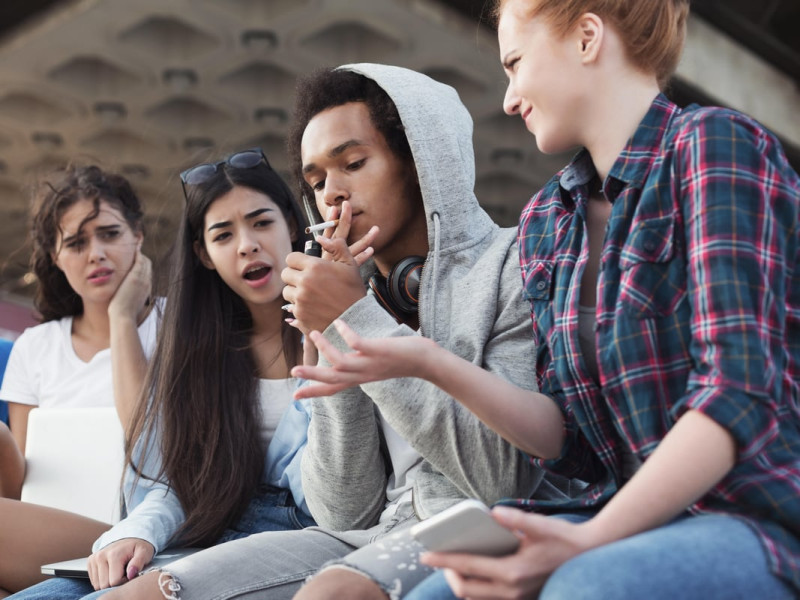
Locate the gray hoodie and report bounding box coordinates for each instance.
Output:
[300,63,547,531]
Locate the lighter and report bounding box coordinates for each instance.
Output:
[304,239,322,257]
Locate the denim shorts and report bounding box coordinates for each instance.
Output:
[216,484,316,544]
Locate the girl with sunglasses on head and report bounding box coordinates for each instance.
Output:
[10,149,376,600]
[292,0,800,598]
[0,165,156,597]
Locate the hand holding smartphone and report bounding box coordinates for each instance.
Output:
[410,499,520,556]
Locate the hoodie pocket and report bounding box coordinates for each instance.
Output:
[618,214,686,318]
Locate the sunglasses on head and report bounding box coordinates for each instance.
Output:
[180,147,271,199]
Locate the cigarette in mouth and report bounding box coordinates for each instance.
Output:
[305,219,340,234]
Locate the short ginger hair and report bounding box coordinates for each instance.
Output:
[494,0,690,88]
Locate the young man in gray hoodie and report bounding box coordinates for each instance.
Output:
[105,63,564,600]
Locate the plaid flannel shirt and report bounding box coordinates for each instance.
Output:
[512,94,800,590]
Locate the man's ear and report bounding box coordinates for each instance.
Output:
[193,240,216,270]
[576,12,604,64]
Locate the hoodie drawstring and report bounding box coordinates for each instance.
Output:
[426,211,441,339]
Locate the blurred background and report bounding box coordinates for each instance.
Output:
[0,0,798,339]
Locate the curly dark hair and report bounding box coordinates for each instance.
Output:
[287,67,414,221]
[30,165,144,322]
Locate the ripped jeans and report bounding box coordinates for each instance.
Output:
[8,485,314,600]
[138,501,422,600]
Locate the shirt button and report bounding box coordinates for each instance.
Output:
[536,280,547,291]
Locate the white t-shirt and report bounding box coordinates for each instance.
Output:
[258,378,295,446]
[378,409,423,522]
[0,308,159,409]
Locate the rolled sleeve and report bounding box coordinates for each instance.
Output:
[672,386,778,461]
[676,109,790,461]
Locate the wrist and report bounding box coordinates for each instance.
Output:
[578,510,631,552]
[108,310,139,327]
[421,338,447,385]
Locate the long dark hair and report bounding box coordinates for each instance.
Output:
[30,165,144,322]
[126,159,308,546]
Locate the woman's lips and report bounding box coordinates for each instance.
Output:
[88,268,113,285]
[522,107,532,125]
[243,264,272,287]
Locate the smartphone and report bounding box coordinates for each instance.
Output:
[410,499,520,556]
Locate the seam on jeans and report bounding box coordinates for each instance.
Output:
[314,564,402,600]
[289,506,304,530]
[367,504,418,544]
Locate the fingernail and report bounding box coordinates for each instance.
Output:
[281,303,294,312]
[127,565,139,579]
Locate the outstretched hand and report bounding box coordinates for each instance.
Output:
[291,319,438,398]
[420,507,596,599]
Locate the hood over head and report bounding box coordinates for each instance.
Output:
[337,63,496,255]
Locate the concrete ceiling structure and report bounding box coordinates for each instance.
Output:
[0,0,798,314]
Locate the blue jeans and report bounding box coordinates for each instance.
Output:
[405,513,796,600]
[9,485,314,600]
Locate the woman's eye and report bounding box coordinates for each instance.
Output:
[255,219,274,228]
[99,229,121,240]
[66,239,86,251]
[504,57,520,73]
[212,232,231,243]
[311,180,325,192]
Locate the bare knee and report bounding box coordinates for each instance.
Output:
[295,568,387,600]
[104,571,172,600]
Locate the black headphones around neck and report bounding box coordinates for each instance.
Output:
[368,256,424,322]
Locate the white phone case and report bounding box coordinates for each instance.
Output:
[410,499,520,556]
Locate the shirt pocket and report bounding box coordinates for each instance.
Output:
[522,259,556,338]
[522,259,555,302]
[617,214,686,318]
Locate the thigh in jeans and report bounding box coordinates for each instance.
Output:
[541,514,796,600]
[7,576,95,600]
[157,528,354,600]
